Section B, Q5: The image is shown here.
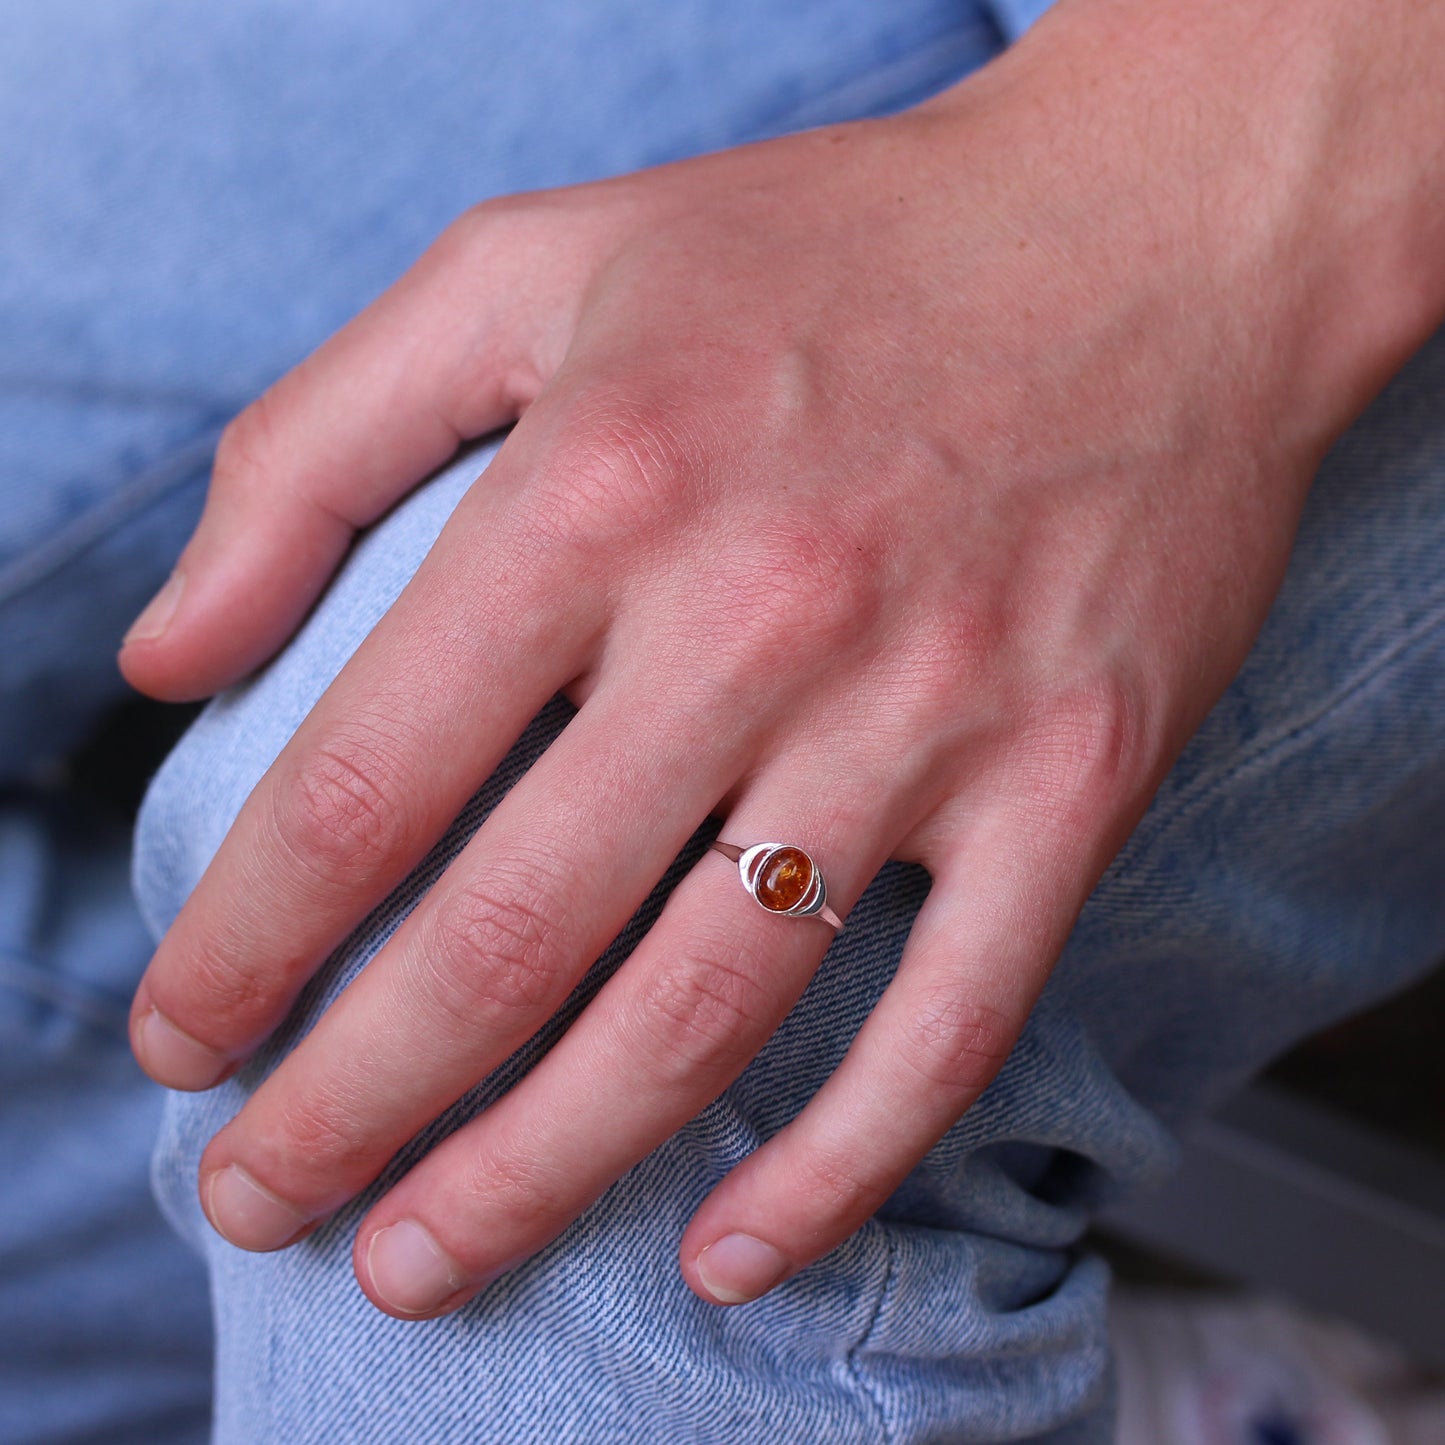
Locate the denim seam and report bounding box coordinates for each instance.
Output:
[1121,585,1445,868]
[0,947,132,1037]
[0,424,224,604]
[843,1225,899,1444]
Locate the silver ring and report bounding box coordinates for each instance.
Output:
[708,840,843,930]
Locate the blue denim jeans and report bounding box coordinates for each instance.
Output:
[5,1,1445,1442]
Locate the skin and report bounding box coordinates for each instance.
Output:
[119,0,1445,1320]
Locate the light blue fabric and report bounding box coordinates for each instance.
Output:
[0,791,213,1445]
[5,0,1445,1441]
[986,1,1059,42]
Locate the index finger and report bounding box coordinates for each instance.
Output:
[128,449,601,1090]
[120,202,560,702]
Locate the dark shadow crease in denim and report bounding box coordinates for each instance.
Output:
[844,1228,900,1440]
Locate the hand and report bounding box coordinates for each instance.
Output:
[119,0,1436,1320]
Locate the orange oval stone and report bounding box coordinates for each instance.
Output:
[755,847,814,912]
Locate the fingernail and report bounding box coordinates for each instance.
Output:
[696,1233,789,1305]
[366,1220,468,1316]
[206,1164,311,1252]
[135,1006,231,1090]
[123,570,184,644]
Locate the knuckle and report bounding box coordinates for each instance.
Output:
[522,399,701,559]
[212,392,283,495]
[634,948,772,1081]
[421,872,571,1029]
[713,515,887,664]
[460,1137,572,1231]
[895,988,1015,1096]
[270,1088,370,1179]
[273,726,417,879]
[1022,680,1148,822]
[915,596,995,692]
[883,611,992,734]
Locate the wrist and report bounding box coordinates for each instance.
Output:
[926,0,1445,460]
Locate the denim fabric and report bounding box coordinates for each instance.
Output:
[0,787,213,1445]
[134,317,1445,1442]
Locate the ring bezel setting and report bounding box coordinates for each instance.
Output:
[708,840,841,928]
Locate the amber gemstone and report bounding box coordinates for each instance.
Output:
[755,847,814,912]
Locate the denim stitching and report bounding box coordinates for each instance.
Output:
[1120,585,1445,870]
[844,1225,900,1444]
[0,424,224,605]
[0,947,132,1037]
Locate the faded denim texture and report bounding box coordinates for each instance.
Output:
[5,0,1445,1441]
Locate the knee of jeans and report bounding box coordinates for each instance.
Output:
[128,344,1445,1434]
[128,420,1179,1440]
